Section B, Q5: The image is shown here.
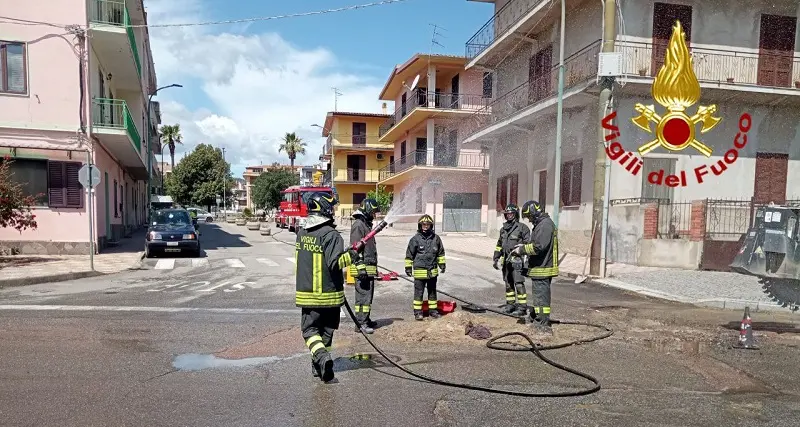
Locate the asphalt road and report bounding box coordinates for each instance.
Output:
[1,222,799,426]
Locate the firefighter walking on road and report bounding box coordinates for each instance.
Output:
[511,200,558,333]
[295,192,362,383]
[405,214,446,321]
[349,198,381,334]
[493,204,531,316]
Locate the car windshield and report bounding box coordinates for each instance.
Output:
[152,210,191,226]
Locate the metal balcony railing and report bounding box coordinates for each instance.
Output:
[91,98,142,153]
[379,89,492,137]
[334,168,381,183]
[465,0,550,61]
[378,149,489,181]
[616,40,800,89]
[461,40,601,139]
[90,0,142,78]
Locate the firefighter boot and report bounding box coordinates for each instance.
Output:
[316,351,335,383]
[365,318,378,329]
[511,304,527,317]
[311,360,321,378]
[429,309,441,319]
[354,321,374,334]
[533,315,553,334]
[414,311,424,321]
[501,304,516,314]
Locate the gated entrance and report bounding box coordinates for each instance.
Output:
[442,192,482,232]
[700,199,752,271]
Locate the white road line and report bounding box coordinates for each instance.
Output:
[197,281,232,292]
[257,258,279,267]
[447,255,464,261]
[154,259,175,270]
[286,257,296,264]
[191,258,209,268]
[0,305,296,314]
[224,258,246,268]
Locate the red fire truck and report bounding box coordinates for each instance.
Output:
[275,185,336,231]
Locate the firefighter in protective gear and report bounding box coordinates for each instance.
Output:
[405,214,446,321]
[493,204,531,316]
[296,192,362,382]
[349,198,381,334]
[511,200,558,333]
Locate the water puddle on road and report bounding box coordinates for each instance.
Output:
[172,352,305,371]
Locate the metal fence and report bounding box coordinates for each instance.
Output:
[654,200,693,239]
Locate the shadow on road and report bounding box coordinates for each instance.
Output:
[197,223,252,250]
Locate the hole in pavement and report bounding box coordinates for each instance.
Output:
[722,321,800,334]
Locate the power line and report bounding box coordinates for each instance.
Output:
[0,0,412,30]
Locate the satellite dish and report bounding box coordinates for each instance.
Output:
[409,74,420,91]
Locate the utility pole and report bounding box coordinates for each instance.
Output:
[146,84,182,222]
[222,147,227,220]
[332,87,343,111]
[551,0,566,230]
[590,0,617,276]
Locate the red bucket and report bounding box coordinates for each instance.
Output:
[422,300,457,314]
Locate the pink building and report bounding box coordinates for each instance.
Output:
[0,0,163,254]
[376,54,492,232]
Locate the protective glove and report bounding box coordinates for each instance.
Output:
[357,268,369,280]
[492,259,500,270]
[510,244,524,256]
[346,248,359,262]
[439,264,446,274]
[405,267,412,277]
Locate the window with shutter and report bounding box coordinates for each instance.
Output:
[560,160,583,206]
[495,178,502,211]
[48,161,66,207]
[509,174,519,205]
[65,162,83,208]
[1,41,27,94]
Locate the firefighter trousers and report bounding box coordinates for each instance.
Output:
[354,274,375,322]
[501,263,527,306]
[412,277,438,314]
[529,277,552,320]
[301,307,341,362]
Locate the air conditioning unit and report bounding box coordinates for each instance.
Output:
[377,153,385,160]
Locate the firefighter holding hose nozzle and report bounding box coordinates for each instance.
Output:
[295,192,363,383]
[510,200,559,333]
[405,214,446,321]
[493,204,531,316]
[349,198,381,334]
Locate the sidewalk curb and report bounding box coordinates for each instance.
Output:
[0,270,106,289]
[448,248,788,313]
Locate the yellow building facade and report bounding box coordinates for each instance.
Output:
[319,111,394,217]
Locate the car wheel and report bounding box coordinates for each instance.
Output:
[205,217,213,222]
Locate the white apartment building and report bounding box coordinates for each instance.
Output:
[459,0,800,270]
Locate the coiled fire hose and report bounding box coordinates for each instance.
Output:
[270,225,613,397]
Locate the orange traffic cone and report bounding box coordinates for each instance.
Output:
[733,306,759,350]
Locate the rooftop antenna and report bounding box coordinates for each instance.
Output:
[429,24,447,52]
[332,87,343,111]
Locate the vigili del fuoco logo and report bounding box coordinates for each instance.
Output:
[601,20,751,187]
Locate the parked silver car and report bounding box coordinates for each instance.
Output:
[186,208,214,222]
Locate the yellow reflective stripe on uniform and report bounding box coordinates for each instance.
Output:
[349,265,379,275]
[505,291,515,302]
[499,256,504,264]
[365,265,377,275]
[495,246,502,251]
[532,306,551,314]
[338,252,352,269]
[412,268,438,278]
[412,300,423,309]
[325,346,332,352]
[312,253,322,293]
[437,256,446,264]
[294,250,298,274]
[552,237,559,268]
[524,243,535,255]
[305,335,325,354]
[428,300,437,307]
[404,258,413,267]
[296,291,345,306]
[527,267,559,277]
[361,305,370,313]
[517,293,528,303]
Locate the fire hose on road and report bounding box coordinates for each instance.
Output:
[272,222,613,397]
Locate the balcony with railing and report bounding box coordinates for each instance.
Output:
[378,149,490,183]
[331,135,394,151]
[89,0,143,92]
[461,40,601,143]
[615,40,800,91]
[92,98,147,178]
[333,168,382,183]
[378,89,492,142]
[465,0,553,68]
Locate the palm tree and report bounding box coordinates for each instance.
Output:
[160,124,183,168]
[278,132,306,168]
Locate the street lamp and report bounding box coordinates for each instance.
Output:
[146,83,182,222]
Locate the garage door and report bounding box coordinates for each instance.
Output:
[442,192,482,232]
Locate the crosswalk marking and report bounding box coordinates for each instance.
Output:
[155,259,175,270]
[286,257,296,264]
[224,258,246,268]
[257,258,279,267]
[191,258,209,267]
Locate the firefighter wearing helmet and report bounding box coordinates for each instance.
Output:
[295,192,363,382]
[349,198,381,334]
[404,214,446,321]
[493,204,531,316]
[510,200,559,333]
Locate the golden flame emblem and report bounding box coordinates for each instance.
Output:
[632,21,721,157]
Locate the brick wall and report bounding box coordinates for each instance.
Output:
[689,200,706,241]
[643,203,658,239]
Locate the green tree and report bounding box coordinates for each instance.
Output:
[160,124,183,168]
[251,168,299,210]
[165,144,233,211]
[367,185,393,214]
[0,157,40,232]
[278,132,306,168]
